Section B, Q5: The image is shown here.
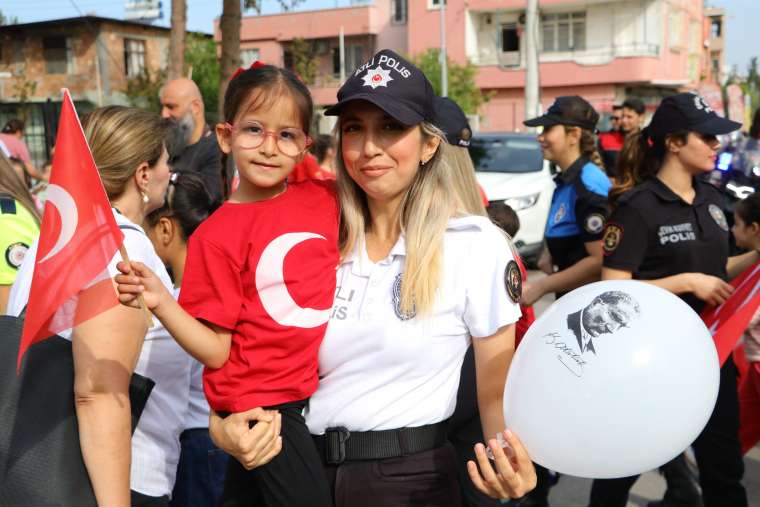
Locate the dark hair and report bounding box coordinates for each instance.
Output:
[312,134,334,164]
[564,125,605,171]
[487,201,520,237]
[749,107,760,140]
[612,105,623,111]
[2,118,25,134]
[622,98,645,115]
[146,172,220,240]
[735,192,760,228]
[220,65,314,199]
[609,129,689,207]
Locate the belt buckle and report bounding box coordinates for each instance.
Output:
[325,426,350,465]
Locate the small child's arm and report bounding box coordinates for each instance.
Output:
[115,261,232,368]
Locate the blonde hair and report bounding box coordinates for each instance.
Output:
[81,106,168,200]
[336,121,458,316]
[443,143,487,217]
[563,126,605,171]
[0,152,40,224]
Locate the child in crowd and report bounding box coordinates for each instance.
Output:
[142,171,226,507]
[116,63,337,506]
[732,192,760,454]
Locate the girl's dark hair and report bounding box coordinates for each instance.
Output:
[312,134,334,164]
[735,192,760,228]
[2,118,24,134]
[609,129,689,207]
[146,172,221,240]
[749,107,760,140]
[563,126,605,171]
[220,65,314,199]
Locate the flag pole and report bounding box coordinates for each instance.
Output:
[118,245,154,328]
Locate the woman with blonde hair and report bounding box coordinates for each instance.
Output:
[0,152,40,313]
[207,49,536,505]
[7,106,189,506]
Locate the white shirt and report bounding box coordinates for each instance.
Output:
[305,216,521,434]
[8,210,192,498]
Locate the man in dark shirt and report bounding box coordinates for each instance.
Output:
[160,78,224,203]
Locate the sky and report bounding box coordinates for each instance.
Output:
[0,0,756,74]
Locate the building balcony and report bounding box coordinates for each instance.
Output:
[472,42,660,68]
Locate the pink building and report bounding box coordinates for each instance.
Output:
[230,0,717,132]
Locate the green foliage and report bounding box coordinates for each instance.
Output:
[125,68,165,113]
[11,69,36,122]
[185,33,220,123]
[740,57,760,113]
[290,38,317,85]
[0,9,20,25]
[410,49,491,116]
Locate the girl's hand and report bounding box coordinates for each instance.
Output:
[690,273,734,306]
[114,261,172,311]
[208,408,282,470]
[467,429,537,501]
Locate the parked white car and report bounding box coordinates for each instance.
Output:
[471,132,555,263]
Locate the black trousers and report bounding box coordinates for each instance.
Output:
[218,400,332,507]
[131,490,170,507]
[588,356,747,507]
[320,441,462,507]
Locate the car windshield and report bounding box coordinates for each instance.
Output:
[469,137,543,173]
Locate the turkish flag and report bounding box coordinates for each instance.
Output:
[701,260,760,367]
[18,90,124,369]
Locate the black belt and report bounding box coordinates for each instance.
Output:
[313,421,449,465]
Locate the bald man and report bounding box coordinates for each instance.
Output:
[160,78,225,202]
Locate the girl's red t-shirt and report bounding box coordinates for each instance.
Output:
[179,180,340,412]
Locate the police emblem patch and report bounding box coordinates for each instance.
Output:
[585,213,605,234]
[708,204,729,232]
[392,273,416,321]
[362,66,394,90]
[5,242,28,269]
[504,260,522,304]
[553,203,566,224]
[603,224,623,254]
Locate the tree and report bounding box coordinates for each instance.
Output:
[185,33,220,123]
[741,57,760,113]
[218,0,241,118]
[290,38,317,85]
[0,9,19,25]
[168,0,186,80]
[125,68,165,112]
[410,49,491,116]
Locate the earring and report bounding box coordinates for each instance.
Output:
[420,159,427,166]
[141,191,149,204]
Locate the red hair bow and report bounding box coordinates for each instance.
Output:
[230,60,267,81]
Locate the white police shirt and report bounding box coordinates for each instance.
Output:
[7,210,191,498]
[305,215,521,434]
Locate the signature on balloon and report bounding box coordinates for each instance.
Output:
[543,332,587,377]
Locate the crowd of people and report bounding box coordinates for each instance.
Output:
[0,46,759,507]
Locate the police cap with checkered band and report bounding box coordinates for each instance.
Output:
[644,92,741,141]
[324,49,436,126]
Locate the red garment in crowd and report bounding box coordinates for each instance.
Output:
[514,255,535,347]
[598,130,624,152]
[179,180,340,412]
[288,153,336,183]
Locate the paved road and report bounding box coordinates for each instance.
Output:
[527,271,760,506]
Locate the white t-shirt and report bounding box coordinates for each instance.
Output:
[305,215,521,435]
[7,210,192,498]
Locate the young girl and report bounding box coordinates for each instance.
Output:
[116,64,337,506]
[732,192,760,455]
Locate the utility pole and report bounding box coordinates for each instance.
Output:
[440,0,448,97]
[524,0,540,129]
[168,0,187,80]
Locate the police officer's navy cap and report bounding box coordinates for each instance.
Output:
[433,96,472,147]
[645,92,741,140]
[324,49,435,126]
[523,96,599,131]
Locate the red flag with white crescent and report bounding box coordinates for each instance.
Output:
[18,90,124,369]
[701,260,760,367]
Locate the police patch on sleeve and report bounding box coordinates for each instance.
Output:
[708,204,729,232]
[603,224,623,254]
[504,260,522,304]
[5,242,29,269]
[584,213,606,234]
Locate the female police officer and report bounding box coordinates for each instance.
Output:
[519,96,610,507]
[592,92,758,507]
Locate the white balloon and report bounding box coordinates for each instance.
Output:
[504,280,719,479]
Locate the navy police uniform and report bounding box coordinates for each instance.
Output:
[545,156,611,289]
[592,177,747,507]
